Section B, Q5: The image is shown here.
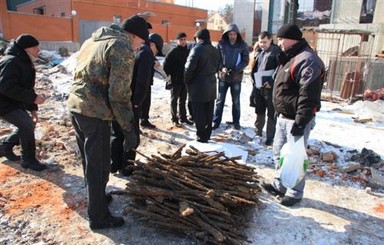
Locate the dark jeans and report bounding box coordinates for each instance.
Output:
[170,83,187,122]
[69,112,111,224]
[141,85,151,121]
[0,109,36,162]
[111,107,141,169]
[213,80,241,126]
[191,100,214,142]
[254,87,276,141]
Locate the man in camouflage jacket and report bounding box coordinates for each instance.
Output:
[67,15,148,230]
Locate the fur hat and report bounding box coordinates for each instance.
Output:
[194,29,210,40]
[176,32,187,39]
[121,15,149,41]
[16,34,39,49]
[276,23,302,40]
[149,33,164,56]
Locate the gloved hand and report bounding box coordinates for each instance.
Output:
[290,123,304,136]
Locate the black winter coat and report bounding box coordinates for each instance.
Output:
[163,45,189,85]
[131,44,155,107]
[184,40,220,102]
[251,44,281,87]
[0,42,38,115]
[273,39,325,127]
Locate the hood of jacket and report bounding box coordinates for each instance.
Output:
[221,23,243,43]
[91,26,130,43]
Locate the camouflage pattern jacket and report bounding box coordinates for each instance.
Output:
[67,26,135,132]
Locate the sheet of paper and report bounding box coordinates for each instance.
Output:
[254,69,274,88]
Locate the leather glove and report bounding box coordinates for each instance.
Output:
[291,123,304,136]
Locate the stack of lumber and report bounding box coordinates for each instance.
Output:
[125,145,262,245]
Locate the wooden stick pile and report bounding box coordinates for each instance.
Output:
[125,145,262,245]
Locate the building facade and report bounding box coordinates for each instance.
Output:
[0,0,223,51]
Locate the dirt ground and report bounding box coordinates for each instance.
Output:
[1,120,384,245]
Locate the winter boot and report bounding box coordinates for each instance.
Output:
[0,143,21,161]
[21,159,47,171]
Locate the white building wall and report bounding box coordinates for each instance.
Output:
[326,0,384,54]
[373,0,384,23]
[331,0,362,24]
[233,0,254,46]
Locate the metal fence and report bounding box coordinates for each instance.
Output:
[304,29,384,100]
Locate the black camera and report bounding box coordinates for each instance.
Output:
[226,69,233,76]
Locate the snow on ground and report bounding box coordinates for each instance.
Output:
[152,62,384,163]
[35,52,384,245]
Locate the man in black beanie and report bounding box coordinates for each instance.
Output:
[262,23,325,207]
[163,32,193,127]
[0,34,47,171]
[185,29,220,143]
[67,15,148,230]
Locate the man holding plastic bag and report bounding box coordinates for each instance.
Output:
[262,24,324,206]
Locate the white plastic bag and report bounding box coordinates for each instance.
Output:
[278,136,309,188]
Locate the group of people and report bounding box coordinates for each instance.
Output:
[0,14,324,230]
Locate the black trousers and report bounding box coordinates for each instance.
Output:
[191,100,214,143]
[0,109,36,162]
[141,85,151,121]
[69,112,111,224]
[254,87,276,141]
[170,83,187,122]
[111,107,141,169]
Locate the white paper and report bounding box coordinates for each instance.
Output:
[253,69,274,88]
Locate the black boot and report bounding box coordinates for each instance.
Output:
[21,159,47,171]
[0,143,21,161]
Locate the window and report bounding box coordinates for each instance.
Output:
[113,15,122,24]
[360,0,376,23]
[33,6,45,15]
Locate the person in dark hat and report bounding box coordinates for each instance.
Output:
[212,23,249,131]
[139,33,164,129]
[163,32,193,127]
[249,31,281,146]
[0,34,47,171]
[110,30,162,175]
[67,14,148,230]
[184,29,220,143]
[262,23,325,207]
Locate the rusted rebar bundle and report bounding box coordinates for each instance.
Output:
[125,145,262,244]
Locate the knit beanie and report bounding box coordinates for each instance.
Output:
[194,29,210,40]
[121,15,149,41]
[176,32,187,39]
[149,33,164,56]
[16,34,39,49]
[276,23,302,40]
